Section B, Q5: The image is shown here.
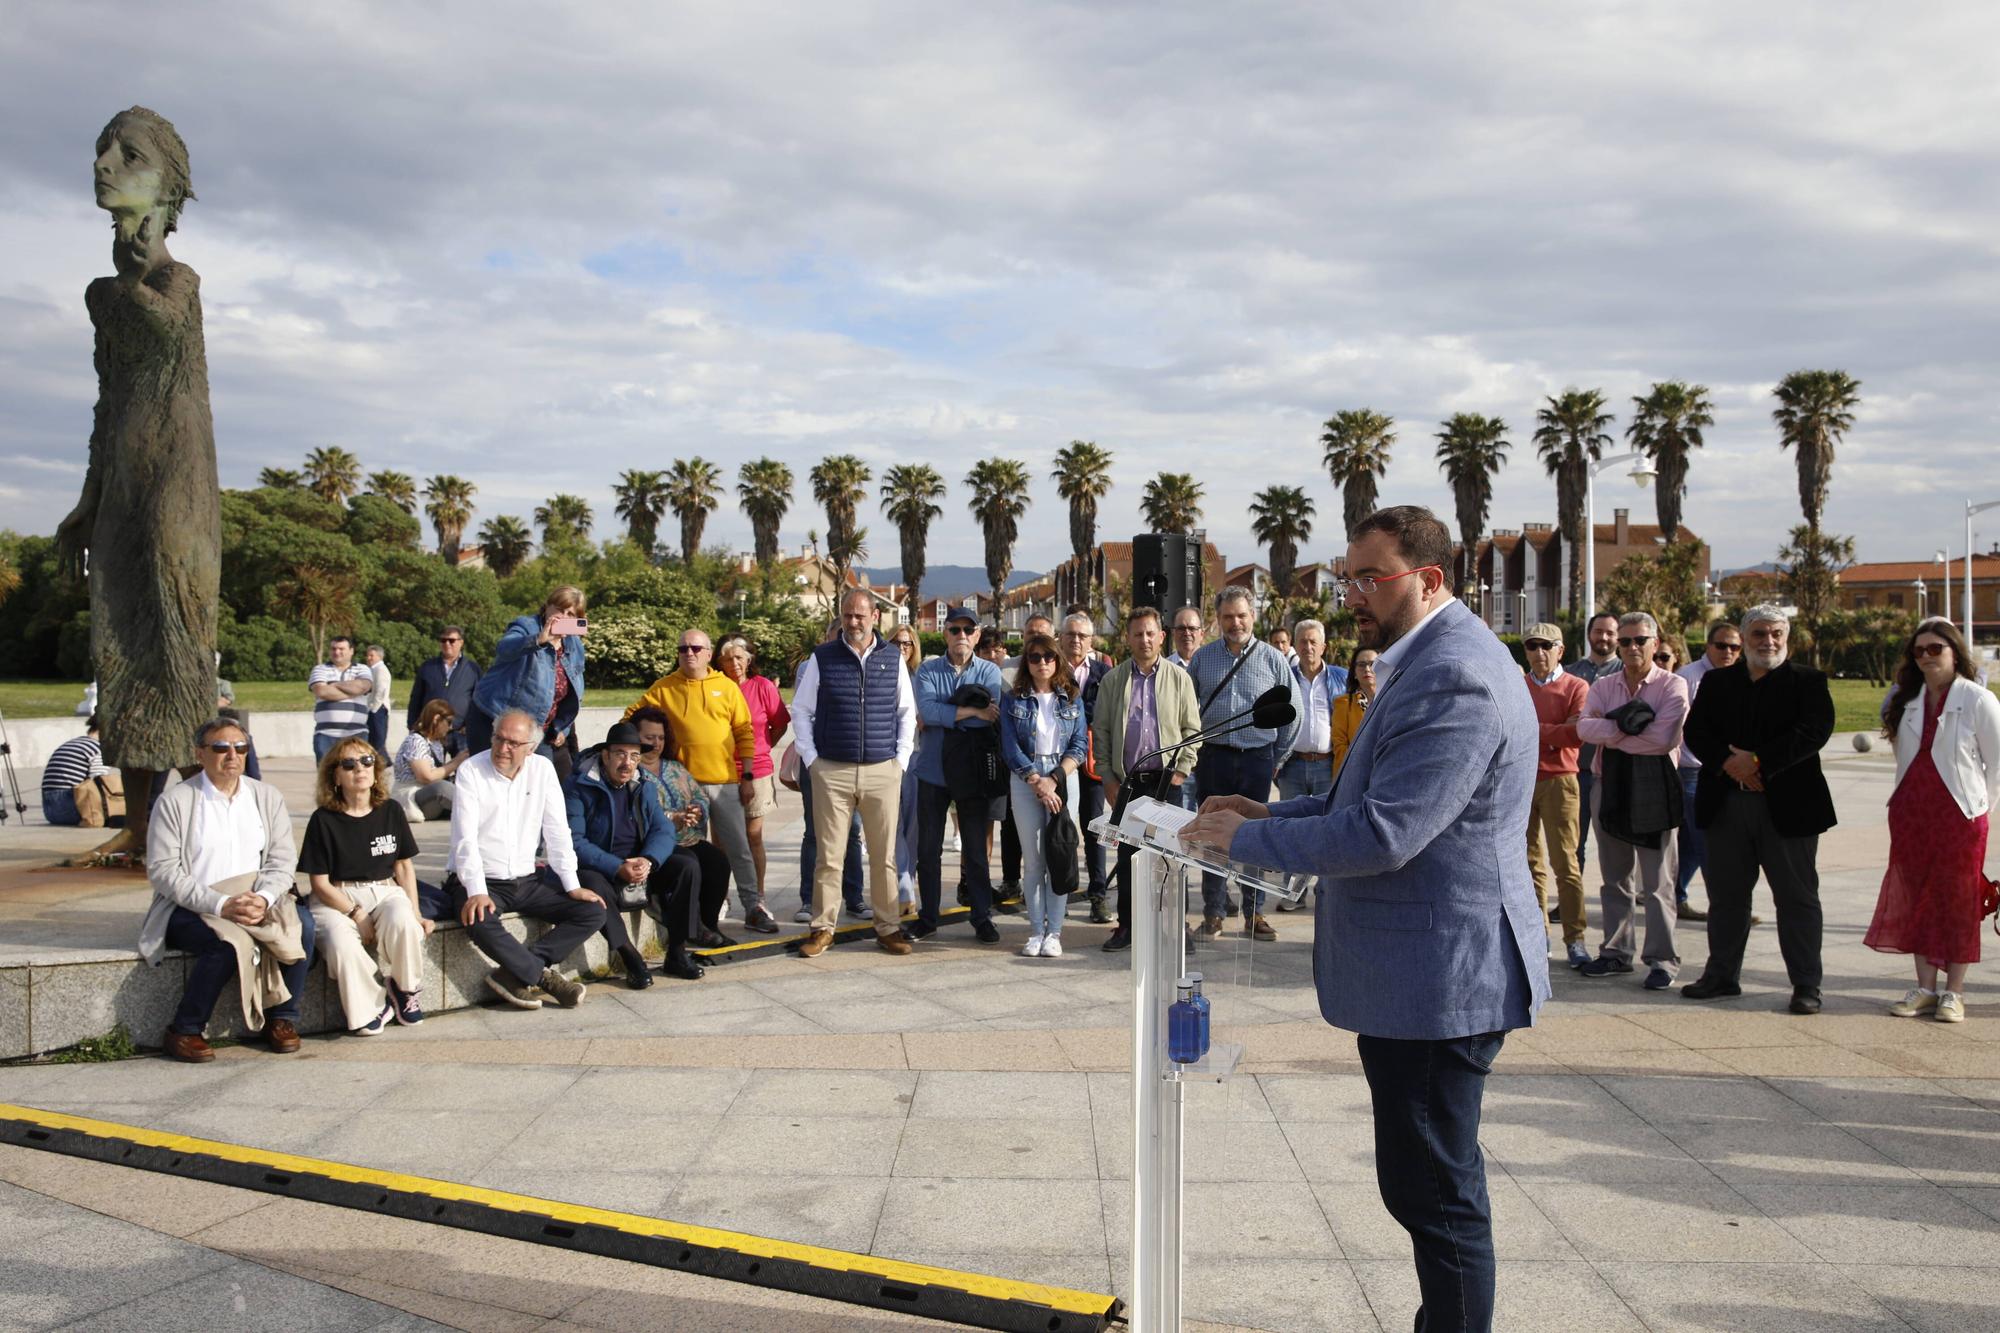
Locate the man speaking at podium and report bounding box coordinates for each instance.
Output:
[1184,505,1549,1333]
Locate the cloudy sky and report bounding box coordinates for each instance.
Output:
[5,2,1998,579]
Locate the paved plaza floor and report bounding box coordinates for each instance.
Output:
[4,737,2000,1329]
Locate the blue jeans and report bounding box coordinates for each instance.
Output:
[895,764,920,895]
[1277,754,1335,802]
[798,762,863,911]
[1358,1030,1505,1333]
[1177,774,1199,812]
[1674,767,1704,902]
[164,902,317,1036]
[1193,742,1278,917]
[41,786,81,826]
[1010,766,1079,938]
[918,779,990,928]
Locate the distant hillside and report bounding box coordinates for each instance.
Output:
[856,565,1042,601]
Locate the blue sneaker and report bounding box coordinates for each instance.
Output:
[1643,967,1673,991]
[387,982,425,1027]
[1566,942,1591,970]
[1578,955,1634,978]
[352,1001,394,1036]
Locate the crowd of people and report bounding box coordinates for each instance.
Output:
[112,563,1999,1056]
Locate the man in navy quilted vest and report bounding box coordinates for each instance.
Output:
[790,587,918,957]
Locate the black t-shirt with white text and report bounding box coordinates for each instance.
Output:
[298,802,418,883]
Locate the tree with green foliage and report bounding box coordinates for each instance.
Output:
[811,455,871,586]
[478,515,534,577]
[1773,369,1862,636]
[1435,413,1511,592]
[423,474,477,562]
[966,457,1031,611]
[1139,472,1204,534]
[612,469,669,558]
[273,563,360,662]
[1534,388,1615,612]
[534,493,594,547]
[1249,484,1315,599]
[1321,408,1396,539]
[1599,537,1712,644]
[1627,381,1712,541]
[881,463,945,612]
[0,549,18,609]
[366,469,417,514]
[737,458,793,567]
[304,445,363,505]
[1778,524,1856,665]
[666,457,723,564]
[258,467,303,490]
[1052,440,1115,600]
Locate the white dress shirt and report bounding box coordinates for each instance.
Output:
[790,637,919,769]
[1293,664,1337,753]
[448,750,579,891]
[189,771,271,902]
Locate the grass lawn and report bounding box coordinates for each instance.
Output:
[0,678,315,720]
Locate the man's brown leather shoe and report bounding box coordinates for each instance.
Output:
[263,1019,301,1054]
[877,930,914,956]
[163,1032,213,1063]
[798,928,835,958]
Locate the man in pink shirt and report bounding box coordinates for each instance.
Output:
[1575,611,1690,988]
[1521,622,1591,969]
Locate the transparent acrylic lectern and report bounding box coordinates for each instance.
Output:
[1089,797,1311,1332]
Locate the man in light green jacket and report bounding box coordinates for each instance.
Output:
[1092,606,1203,951]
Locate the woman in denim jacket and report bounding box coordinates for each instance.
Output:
[468,585,587,781]
[999,632,1088,956]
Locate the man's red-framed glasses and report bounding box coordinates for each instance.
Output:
[1338,565,1442,599]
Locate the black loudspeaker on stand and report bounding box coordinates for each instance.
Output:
[1130,533,1204,614]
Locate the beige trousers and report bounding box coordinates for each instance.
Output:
[311,881,426,1029]
[808,758,903,935]
[1527,774,1586,945]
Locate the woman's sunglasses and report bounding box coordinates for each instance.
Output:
[1913,642,1951,659]
[337,754,377,771]
[1026,653,1057,664]
[1653,652,1674,666]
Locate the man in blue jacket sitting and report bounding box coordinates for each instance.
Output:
[912,606,1006,942]
[565,722,706,983]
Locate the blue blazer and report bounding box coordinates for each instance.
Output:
[474,615,584,734]
[1231,599,1550,1041]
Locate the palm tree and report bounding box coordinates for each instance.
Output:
[1627,382,1713,541]
[1139,472,1205,534]
[965,457,1032,610]
[1249,485,1315,599]
[1772,369,1862,536]
[422,474,477,562]
[1320,409,1397,538]
[737,458,794,567]
[534,493,594,546]
[365,469,418,514]
[477,515,534,577]
[1434,413,1512,592]
[881,464,946,612]
[258,466,303,490]
[303,445,362,505]
[810,454,872,583]
[1051,440,1115,600]
[1533,389,1614,613]
[665,457,723,564]
[272,563,359,662]
[612,469,669,557]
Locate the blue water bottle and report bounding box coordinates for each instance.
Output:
[1188,971,1212,1059]
[1168,979,1202,1064]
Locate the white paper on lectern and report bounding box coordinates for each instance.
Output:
[1119,796,1195,851]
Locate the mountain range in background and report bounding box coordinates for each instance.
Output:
[855,565,1043,603]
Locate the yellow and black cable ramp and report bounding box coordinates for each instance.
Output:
[0,1103,1122,1331]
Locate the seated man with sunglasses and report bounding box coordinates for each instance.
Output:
[140,717,315,1063]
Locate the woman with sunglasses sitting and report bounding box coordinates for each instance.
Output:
[299,737,430,1033]
[1867,618,2000,1024]
[999,632,1088,957]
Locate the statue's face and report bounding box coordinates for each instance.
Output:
[94,126,164,217]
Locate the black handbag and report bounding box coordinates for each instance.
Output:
[1043,793,1080,894]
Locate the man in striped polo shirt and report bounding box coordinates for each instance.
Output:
[308,636,374,761]
[41,714,109,825]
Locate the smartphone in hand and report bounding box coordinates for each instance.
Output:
[548,615,588,638]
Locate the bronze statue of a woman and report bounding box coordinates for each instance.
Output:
[56,107,221,861]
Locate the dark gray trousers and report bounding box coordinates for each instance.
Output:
[1698,789,1823,989]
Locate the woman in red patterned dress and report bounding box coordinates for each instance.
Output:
[1866,618,2000,1023]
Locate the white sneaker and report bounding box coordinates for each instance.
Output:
[900,870,917,896]
[1275,896,1299,912]
[1020,934,1045,957]
[1938,991,1967,1023]
[1042,935,1063,958]
[1889,988,1938,1017]
[952,829,963,853]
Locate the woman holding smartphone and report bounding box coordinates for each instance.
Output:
[467,584,587,783]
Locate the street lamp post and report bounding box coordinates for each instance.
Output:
[1479,580,1490,625]
[1583,452,1658,618]
[1516,589,1528,632]
[1915,578,1928,620]
[1967,500,2000,642]
[1935,550,1952,635]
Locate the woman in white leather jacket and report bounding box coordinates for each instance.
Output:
[1865,618,2000,1023]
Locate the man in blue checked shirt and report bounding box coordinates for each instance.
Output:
[1186,585,1301,941]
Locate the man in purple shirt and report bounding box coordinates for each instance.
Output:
[1576,611,1690,989]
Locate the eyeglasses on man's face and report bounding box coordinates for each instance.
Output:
[491,734,535,750]
[1337,565,1441,599]
[205,741,249,755]
[1708,640,1742,653]
[1523,639,1556,652]
[945,625,976,636]
[677,644,709,655]
[1616,635,1653,648]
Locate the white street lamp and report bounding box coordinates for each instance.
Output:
[1934,550,1952,635]
[1516,589,1528,631]
[1915,578,1928,620]
[1966,500,2000,642]
[1583,452,1657,618]
[1479,579,1490,623]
